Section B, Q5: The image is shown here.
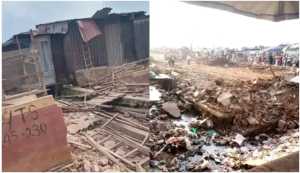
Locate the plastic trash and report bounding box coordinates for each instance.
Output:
[233,133,246,145]
[191,128,197,133]
[207,130,217,136]
[185,138,192,151]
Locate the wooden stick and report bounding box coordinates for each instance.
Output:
[136,163,146,172]
[106,126,143,144]
[142,133,149,145]
[107,140,123,150]
[29,29,47,95]
[268,63,276,80]
[16,36,31,92]
[84,89,87,108]
[102,129,149,153]
[92,113,118,136]
[68,140,92,149]
[55,162,74,172]
[153,144,167,158]
[101,144,135,168]
[84,134,132,171]
[138,157,150,166]
[97,135,112,144]
[122,148,138,158]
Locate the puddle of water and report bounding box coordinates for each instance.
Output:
[150,85,162,102]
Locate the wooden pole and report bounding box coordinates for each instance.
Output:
[16,36,31,92]
[29,29,47,95]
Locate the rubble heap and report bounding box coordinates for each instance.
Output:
[149,59,299,172]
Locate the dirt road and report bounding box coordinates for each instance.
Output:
[151,53,273,81]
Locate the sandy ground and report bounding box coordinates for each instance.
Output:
[151,53,273,82]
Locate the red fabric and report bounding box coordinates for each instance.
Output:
[278,56,282,61]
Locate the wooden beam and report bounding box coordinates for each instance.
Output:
[85,134,132,172]
[92,113,119,136]
[122,148,138,158]
[142,133,149,145]
[107,140,123,150]
[97,135,112,144]
[29,29,47,96]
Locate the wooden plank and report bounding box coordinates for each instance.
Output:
[92,113,119,136]
[136,163,146,172]
[113,106,148,114]
[107,140,123,150]
[101,145,135,167]
[125,83,149,86]
[138,157,150,166]
[30,29,47,95]
[142,133,149,145]
[122,148,138,158]
[97,135,112,144]
[102,129,149,153]
[68,141,92,149]
[85,135,132,172]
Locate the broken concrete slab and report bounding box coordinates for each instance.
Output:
[217,92,233,106]
[2,95,72,172]
[247,116,259,125]
[162,102,181,118]
[278,120,287,131]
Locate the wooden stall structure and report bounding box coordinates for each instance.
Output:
[2,30,47,101]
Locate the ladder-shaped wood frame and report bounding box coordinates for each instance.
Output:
[81,41,98,86]
[89,129,149,168]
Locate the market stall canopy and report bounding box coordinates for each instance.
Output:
[241,47,250,51]
[280,41,293,46]
[268,46,282,51]
[282,46,298,52]
[185,1,299,22]
[291,43,299,49]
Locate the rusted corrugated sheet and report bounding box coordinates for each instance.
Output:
[120,22,137,63]
[63,22,85,74]
[37,22,68,34]
[2,35,31,52]
[91,21,108,67]
[63,21,107,74]
[133,17,149,60]
[50,34,68,82]
[77,20,101,43]
[104,23,123,66]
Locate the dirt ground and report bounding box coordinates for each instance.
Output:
[151,53,273,82]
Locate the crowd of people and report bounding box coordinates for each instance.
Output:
[166,49,299,68]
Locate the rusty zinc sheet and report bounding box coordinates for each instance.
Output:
[37,22,68,34]
[77,20,101,43]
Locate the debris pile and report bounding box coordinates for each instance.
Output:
[149,56,299,172]
[50,60,150,172]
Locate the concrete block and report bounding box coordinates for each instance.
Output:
[2,95,72,172]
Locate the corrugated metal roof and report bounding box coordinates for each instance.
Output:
[37,22,68,35]
[2,30,37,47]
[77,20,101,43]
[92,7,112,19]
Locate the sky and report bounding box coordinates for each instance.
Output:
[2,1,149,42]
[150,1,299,49]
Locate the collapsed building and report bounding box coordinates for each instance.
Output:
[2,7,149,95]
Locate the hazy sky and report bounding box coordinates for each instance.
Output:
[151,1,299,49]
[2,1,149,42]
